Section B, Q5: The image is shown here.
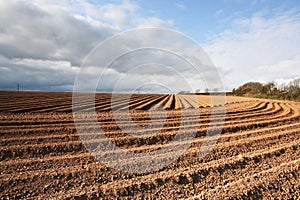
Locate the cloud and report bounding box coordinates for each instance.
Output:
[77,0,140,29]
[204,10,300,90]
[214,9,223,17]
[77,29,220,94]
[136,18,174,28]
[174,3,186,11]
[274,77,300,89]
[0,0,115,66]
[72,0,174,29]
[0,56,78,91]
[257,54,300,77]
[0,0,177,92]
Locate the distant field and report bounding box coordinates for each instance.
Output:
[0,91,250,112]
[0,91,299,199]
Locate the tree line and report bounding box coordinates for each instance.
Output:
[232,78,300,102]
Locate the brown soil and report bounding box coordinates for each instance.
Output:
[0,91,299,199]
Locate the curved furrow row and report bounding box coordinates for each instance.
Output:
[0,94,70,108]
[118,95,161,110]
[1,121,299,184]
[149,95,172,110]
[2,118,300,174]
[40,95,112,113]
[21,139,300,199]
[98,141,300,199]
[163,95,175,110]
[0,92,233,113]
[187,158,300,200]
[0,101,296,146]
[0,93,77,113]
[2,110,300,149]
[0,93,167,113]
[1,105,295,151]
[60,102,296,142]
[2,114,300,167]
[3,125,299,181]
[0,100,276,135]
[0,99,264,125]
[96,95,155,111]
[73,94,140,112]
[135,95,168,110]
[178,95,199,109]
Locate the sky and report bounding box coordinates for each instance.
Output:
[0,0,299,93]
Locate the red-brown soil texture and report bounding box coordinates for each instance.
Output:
[0,91,299,199]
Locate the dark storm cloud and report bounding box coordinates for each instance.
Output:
[0,1,115,66]
[0,1,116,91]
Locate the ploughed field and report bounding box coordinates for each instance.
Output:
[0,91,300,199]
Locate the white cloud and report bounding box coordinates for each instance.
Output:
[214,9,223,17]
[70,0,174,30]
[204,10,300,90]
[78,0,139,29]
[174,3,186,11]
[137,18,174,28]
[274,77,299,90]
[257,54,300,76]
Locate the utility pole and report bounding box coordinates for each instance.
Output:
[17,83,19,92]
